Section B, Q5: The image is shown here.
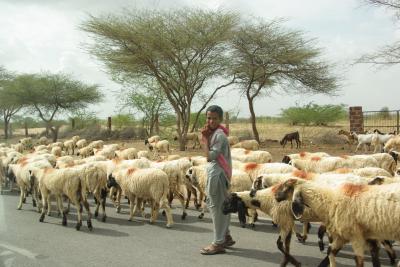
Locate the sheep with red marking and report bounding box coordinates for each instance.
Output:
[274,179,400,267]
[107,166,174,228]
[282,151,330,164]
[239,162,298,181]
[231,148,272,163]
[232,140,259,150]
[222,187,316,267]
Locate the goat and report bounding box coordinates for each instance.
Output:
[280,131,301,149]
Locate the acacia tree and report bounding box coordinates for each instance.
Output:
[81,9,237,150]
[357,0,400,65]
[13,73,103,141]
[231,20,338,143]
[119,80,171,136]
[0,67,24,139]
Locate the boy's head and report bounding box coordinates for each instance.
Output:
[206,105,223,130]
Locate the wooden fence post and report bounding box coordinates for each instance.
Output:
[107,117,112,133]
[24,121,28,137]
[71,118,75,129]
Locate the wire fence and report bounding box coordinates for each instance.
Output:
[363,110,400,134]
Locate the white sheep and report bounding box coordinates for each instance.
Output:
[63,140,75,155]
[147,140,170,155]
[94,147,117,159]
[137,150,152,159]
[34,145,48,152]
[231,148,272,163]
[51,146,62,157]
[384,135,400,152]
[150,158,192,220]
[227,136,240,146]
[77,146,94,158]
[48,142,64,149]
[189,156,207,166]
[145,135,161,145]
[115,148,138,160]
[88,140,104,150]
[19,137,33,150]
[108,167,174,228]
[223,188,314,267]
[32,167,93,231]
[11,143,24,153]
[8,159,52,211]
[38,136,48,145]
[274,179,400,267]
[0,160,5,194]
[331,167,392,178]
[75,139,87,149]
[232,140,259,150]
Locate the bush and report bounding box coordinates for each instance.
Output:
[281,103,347,126]
[112,114,135,129]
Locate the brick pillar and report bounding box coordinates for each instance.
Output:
[349,106,364,133]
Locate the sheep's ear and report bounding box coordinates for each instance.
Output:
[389,151,399,162]
[291,190,305,220]
[368,176,385,185]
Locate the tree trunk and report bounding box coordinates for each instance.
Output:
[4,121,8,139]
[155,113,160,135]
[49,126,59,142]
[248,97,260,143]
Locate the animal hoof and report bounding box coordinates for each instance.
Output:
[249,223,255,229]
[76,222,82,231]
[166,224,173,228]
[318,240,325,251]
[198,213,204,219]
[116,207,121,213]
[39,214,45,222]
[94,211,99,217]
[22,198,26,204]
[240,223,246,228]
[87,220,93,231]
[102,216,107,222]
[181,212,187,220]
[195,204,201,210]
[162,210,166,216]
[32,201,37,208]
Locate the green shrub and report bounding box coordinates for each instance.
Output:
[281,103,347,126]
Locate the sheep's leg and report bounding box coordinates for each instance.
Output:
[73,199,82,231]
[318,224,327,251]
[100,188,107,222]
[160,198,174,228]
[55,195,67,226]
[115,188,122,213]
[17,186,25,210]
[319,238,344,267]
[167,189,174,207]
[198,191,206,219]
[296,222,311,243]
[185,186,191,209]
[276,232,301,267]
[81,198,93,231]
[39,191,48,223]
[173,187,187,220]
[47,195,53,216]
[381,240,396,265]
[247,208,257,228]
[128,195,137,221]
[355,142,361,152]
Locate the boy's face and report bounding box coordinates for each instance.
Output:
[206,111,221,130]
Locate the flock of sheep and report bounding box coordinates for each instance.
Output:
[1,131,400,267]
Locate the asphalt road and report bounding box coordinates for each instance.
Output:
[0,190,398,267]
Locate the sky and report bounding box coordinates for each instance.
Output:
[0,0,399,119]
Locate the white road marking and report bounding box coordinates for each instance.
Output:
[0,243,38,259]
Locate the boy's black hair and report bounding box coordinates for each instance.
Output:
[206,105,223,119]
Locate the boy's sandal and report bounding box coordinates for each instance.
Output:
[200,244,226,255]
